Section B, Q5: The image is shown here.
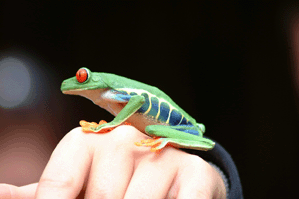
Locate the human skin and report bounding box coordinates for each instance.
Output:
[0,125,226,199]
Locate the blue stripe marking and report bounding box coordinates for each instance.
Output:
[138,93,150,113]
[148,97,159,117]
[179,117,188,125]
[158,102,170,122]
[114,93,131,102]
[180,129,200,136]
[175,125,199,136]
[113,90,130,102]
[169,109,182,125]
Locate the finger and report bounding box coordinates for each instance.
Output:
[0,183,38,199]
[84,125,145,199]
[124,147,182,199]
[35,127,93,199]
[172,155,226,199]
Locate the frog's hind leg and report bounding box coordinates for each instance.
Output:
[135,125,215,152]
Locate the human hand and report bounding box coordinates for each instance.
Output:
[0,125,226,199]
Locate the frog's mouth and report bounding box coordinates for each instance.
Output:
[62,88,106,97]
[62,87,99,95]
[62,89,81,95]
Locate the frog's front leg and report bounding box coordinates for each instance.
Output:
[135,125,215,152]
[91,94,145,132]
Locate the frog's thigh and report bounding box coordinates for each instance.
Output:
[145,125,215,150]
[145,125,197,139]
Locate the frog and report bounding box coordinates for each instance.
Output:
[61,68,215,152]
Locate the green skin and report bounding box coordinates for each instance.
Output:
[61,68,215,151]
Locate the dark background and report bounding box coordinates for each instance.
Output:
[1,1,299,198]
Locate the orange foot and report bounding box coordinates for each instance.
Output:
[135,138,164,152]
[80,120,131,133]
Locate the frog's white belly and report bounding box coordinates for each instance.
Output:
[126,113,168,133]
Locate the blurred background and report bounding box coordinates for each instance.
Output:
[1,1,299,198]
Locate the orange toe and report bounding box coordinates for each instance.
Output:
[80,120,132,133]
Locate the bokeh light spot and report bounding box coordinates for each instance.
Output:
[0,57,32,108]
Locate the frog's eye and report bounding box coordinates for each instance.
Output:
[76,68,89,83]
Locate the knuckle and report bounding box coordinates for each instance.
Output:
[66,127,85,139]
[50,127,87,157]
[109,125,145,145]
[60,127,88,146]
[181,153,205,167]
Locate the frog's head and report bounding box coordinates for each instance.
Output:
[61,67,108,95]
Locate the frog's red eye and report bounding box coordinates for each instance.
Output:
[76,68,89,83]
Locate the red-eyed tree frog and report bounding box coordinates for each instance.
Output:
[61,68,215,152]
